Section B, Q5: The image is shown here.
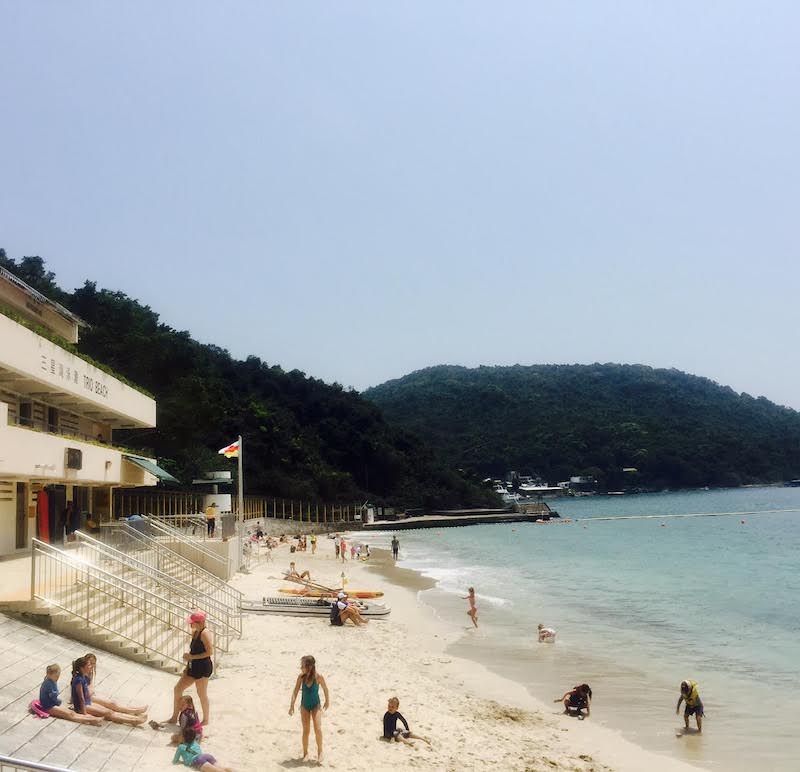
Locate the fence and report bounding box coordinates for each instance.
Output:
[0,756,72,772]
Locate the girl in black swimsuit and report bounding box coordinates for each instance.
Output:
[164,611,214,726]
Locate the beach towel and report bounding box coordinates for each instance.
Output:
[29,699,50,718]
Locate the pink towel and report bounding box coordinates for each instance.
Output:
[29,700,50,719]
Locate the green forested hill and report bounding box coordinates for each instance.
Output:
[0,252,495,509]
[364,364,800,489]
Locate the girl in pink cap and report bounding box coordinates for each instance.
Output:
[164,611,214,727]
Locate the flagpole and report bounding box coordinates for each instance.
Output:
[237,434,244,570]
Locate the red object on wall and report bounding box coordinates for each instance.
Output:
[37,489,50,543]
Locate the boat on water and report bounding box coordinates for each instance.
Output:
[244,596,391,618]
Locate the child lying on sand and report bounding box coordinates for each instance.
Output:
[381,697,431,747]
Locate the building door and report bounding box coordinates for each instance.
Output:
[15,483,27,549]
[46,485,66,545]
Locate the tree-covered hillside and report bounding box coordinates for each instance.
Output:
[364,364,800,489]
[0,251,496,509]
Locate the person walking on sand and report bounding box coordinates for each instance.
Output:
[463,587,478,628]
[205,502,218,538]
[676,679,704,733]
[289,655,330,764]
[381,696,431,747]
[391,535,399,560]
[164,611,213,727]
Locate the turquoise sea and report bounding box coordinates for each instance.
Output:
[356,487,800,771]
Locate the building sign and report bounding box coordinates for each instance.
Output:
[39,353,109,400]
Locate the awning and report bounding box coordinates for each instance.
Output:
[123,454,179,483]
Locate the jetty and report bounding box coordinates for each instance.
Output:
[363,503,559,531]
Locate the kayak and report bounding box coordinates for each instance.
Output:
[278,587,384,599]
[244,596,391,617]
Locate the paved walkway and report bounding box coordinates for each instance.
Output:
[0,613,177,771]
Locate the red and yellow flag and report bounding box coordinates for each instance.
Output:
[218,440,240,458]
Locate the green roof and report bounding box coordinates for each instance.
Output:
[123,454,179,483]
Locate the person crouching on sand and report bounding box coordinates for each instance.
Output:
[463,587,478,628]
[676,679,703,733]
[289,655,330,764]
[381,697,431,747]
[555,684,592,718]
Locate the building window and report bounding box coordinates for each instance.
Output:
[19,402,32,427]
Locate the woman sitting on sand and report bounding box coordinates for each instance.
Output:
[555,684,592,718]
[70,657,147,725]
[330,592,368,626]
[84,653,147,716]
[35,664,103,725]
[288,655,330,764]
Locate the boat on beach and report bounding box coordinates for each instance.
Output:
[244,596,391,617]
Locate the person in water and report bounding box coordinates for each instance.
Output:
[537,623,556,643]
[173,726,234,771]
[37,664,103,725]
[555,684,592,718]
[288,655,330,764]
[381,696,431,746]
[463,587,478,628]
[676,679,703,733]
[165,611,213,726]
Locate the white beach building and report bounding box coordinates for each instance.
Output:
[0,267,171,556]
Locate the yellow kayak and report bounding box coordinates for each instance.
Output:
[278,587,384,599]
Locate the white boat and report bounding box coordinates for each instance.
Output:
[243,596,391,618]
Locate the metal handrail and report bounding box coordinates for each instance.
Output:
[100,523,242,629]
[143,517,229,569]
[31,540,230,666]
[73,531,241,639]
[150,513,209,536]
[0,755,73,772]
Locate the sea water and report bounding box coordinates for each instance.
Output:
[354,487,800,771]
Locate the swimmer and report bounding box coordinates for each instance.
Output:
[537,623,556,643]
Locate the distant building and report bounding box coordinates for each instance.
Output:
[0,267,171,555]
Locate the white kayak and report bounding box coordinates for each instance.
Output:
[243,596,391,618]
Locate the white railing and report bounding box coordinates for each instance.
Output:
[73,531,241,640]
[31,539,228,668]
[0,756,72,772]
[149,513,210,540]
[99,522,242,630]
[141,517,229,572]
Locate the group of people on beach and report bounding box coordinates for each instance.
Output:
[332,534,370,562]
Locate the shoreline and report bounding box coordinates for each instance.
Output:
[138,536,707,771]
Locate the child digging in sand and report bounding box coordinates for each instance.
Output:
[151,694,203,743]
[288,655,330,764]
[173,726,233,771]
[381,697,431,747]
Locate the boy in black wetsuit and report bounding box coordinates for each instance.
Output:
[381,697,431,747]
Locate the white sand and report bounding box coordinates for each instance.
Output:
[141,539,707,772]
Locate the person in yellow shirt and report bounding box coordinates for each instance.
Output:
[676,679,704,733]
[205,502,218,537]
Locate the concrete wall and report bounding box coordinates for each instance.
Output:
[0,314,155,427]
[0,403,156,487]
[0,275,79,343]
[0,482,18,556]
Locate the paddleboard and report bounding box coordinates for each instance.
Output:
[279,587,384,599]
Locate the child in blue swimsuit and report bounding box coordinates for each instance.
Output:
[288,655,330,764]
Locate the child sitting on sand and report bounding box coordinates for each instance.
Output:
[151,694,203,743]
[34,664,103,725]
[555,684,592,718]
[381,697,431,747]
[173,727,233,771]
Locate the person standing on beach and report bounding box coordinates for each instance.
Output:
[340,536,347,562]
[289,655,330,764]
[310,533,317,554]
[676,679,703,733]
[165,611,213,726]
[463,587,478,628]
[391,535,399,560]
[334,535,340,559]
[205,502,218,538]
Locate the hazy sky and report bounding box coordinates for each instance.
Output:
[2,3,798,407]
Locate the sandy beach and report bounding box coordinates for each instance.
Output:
[138,536,707,772]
